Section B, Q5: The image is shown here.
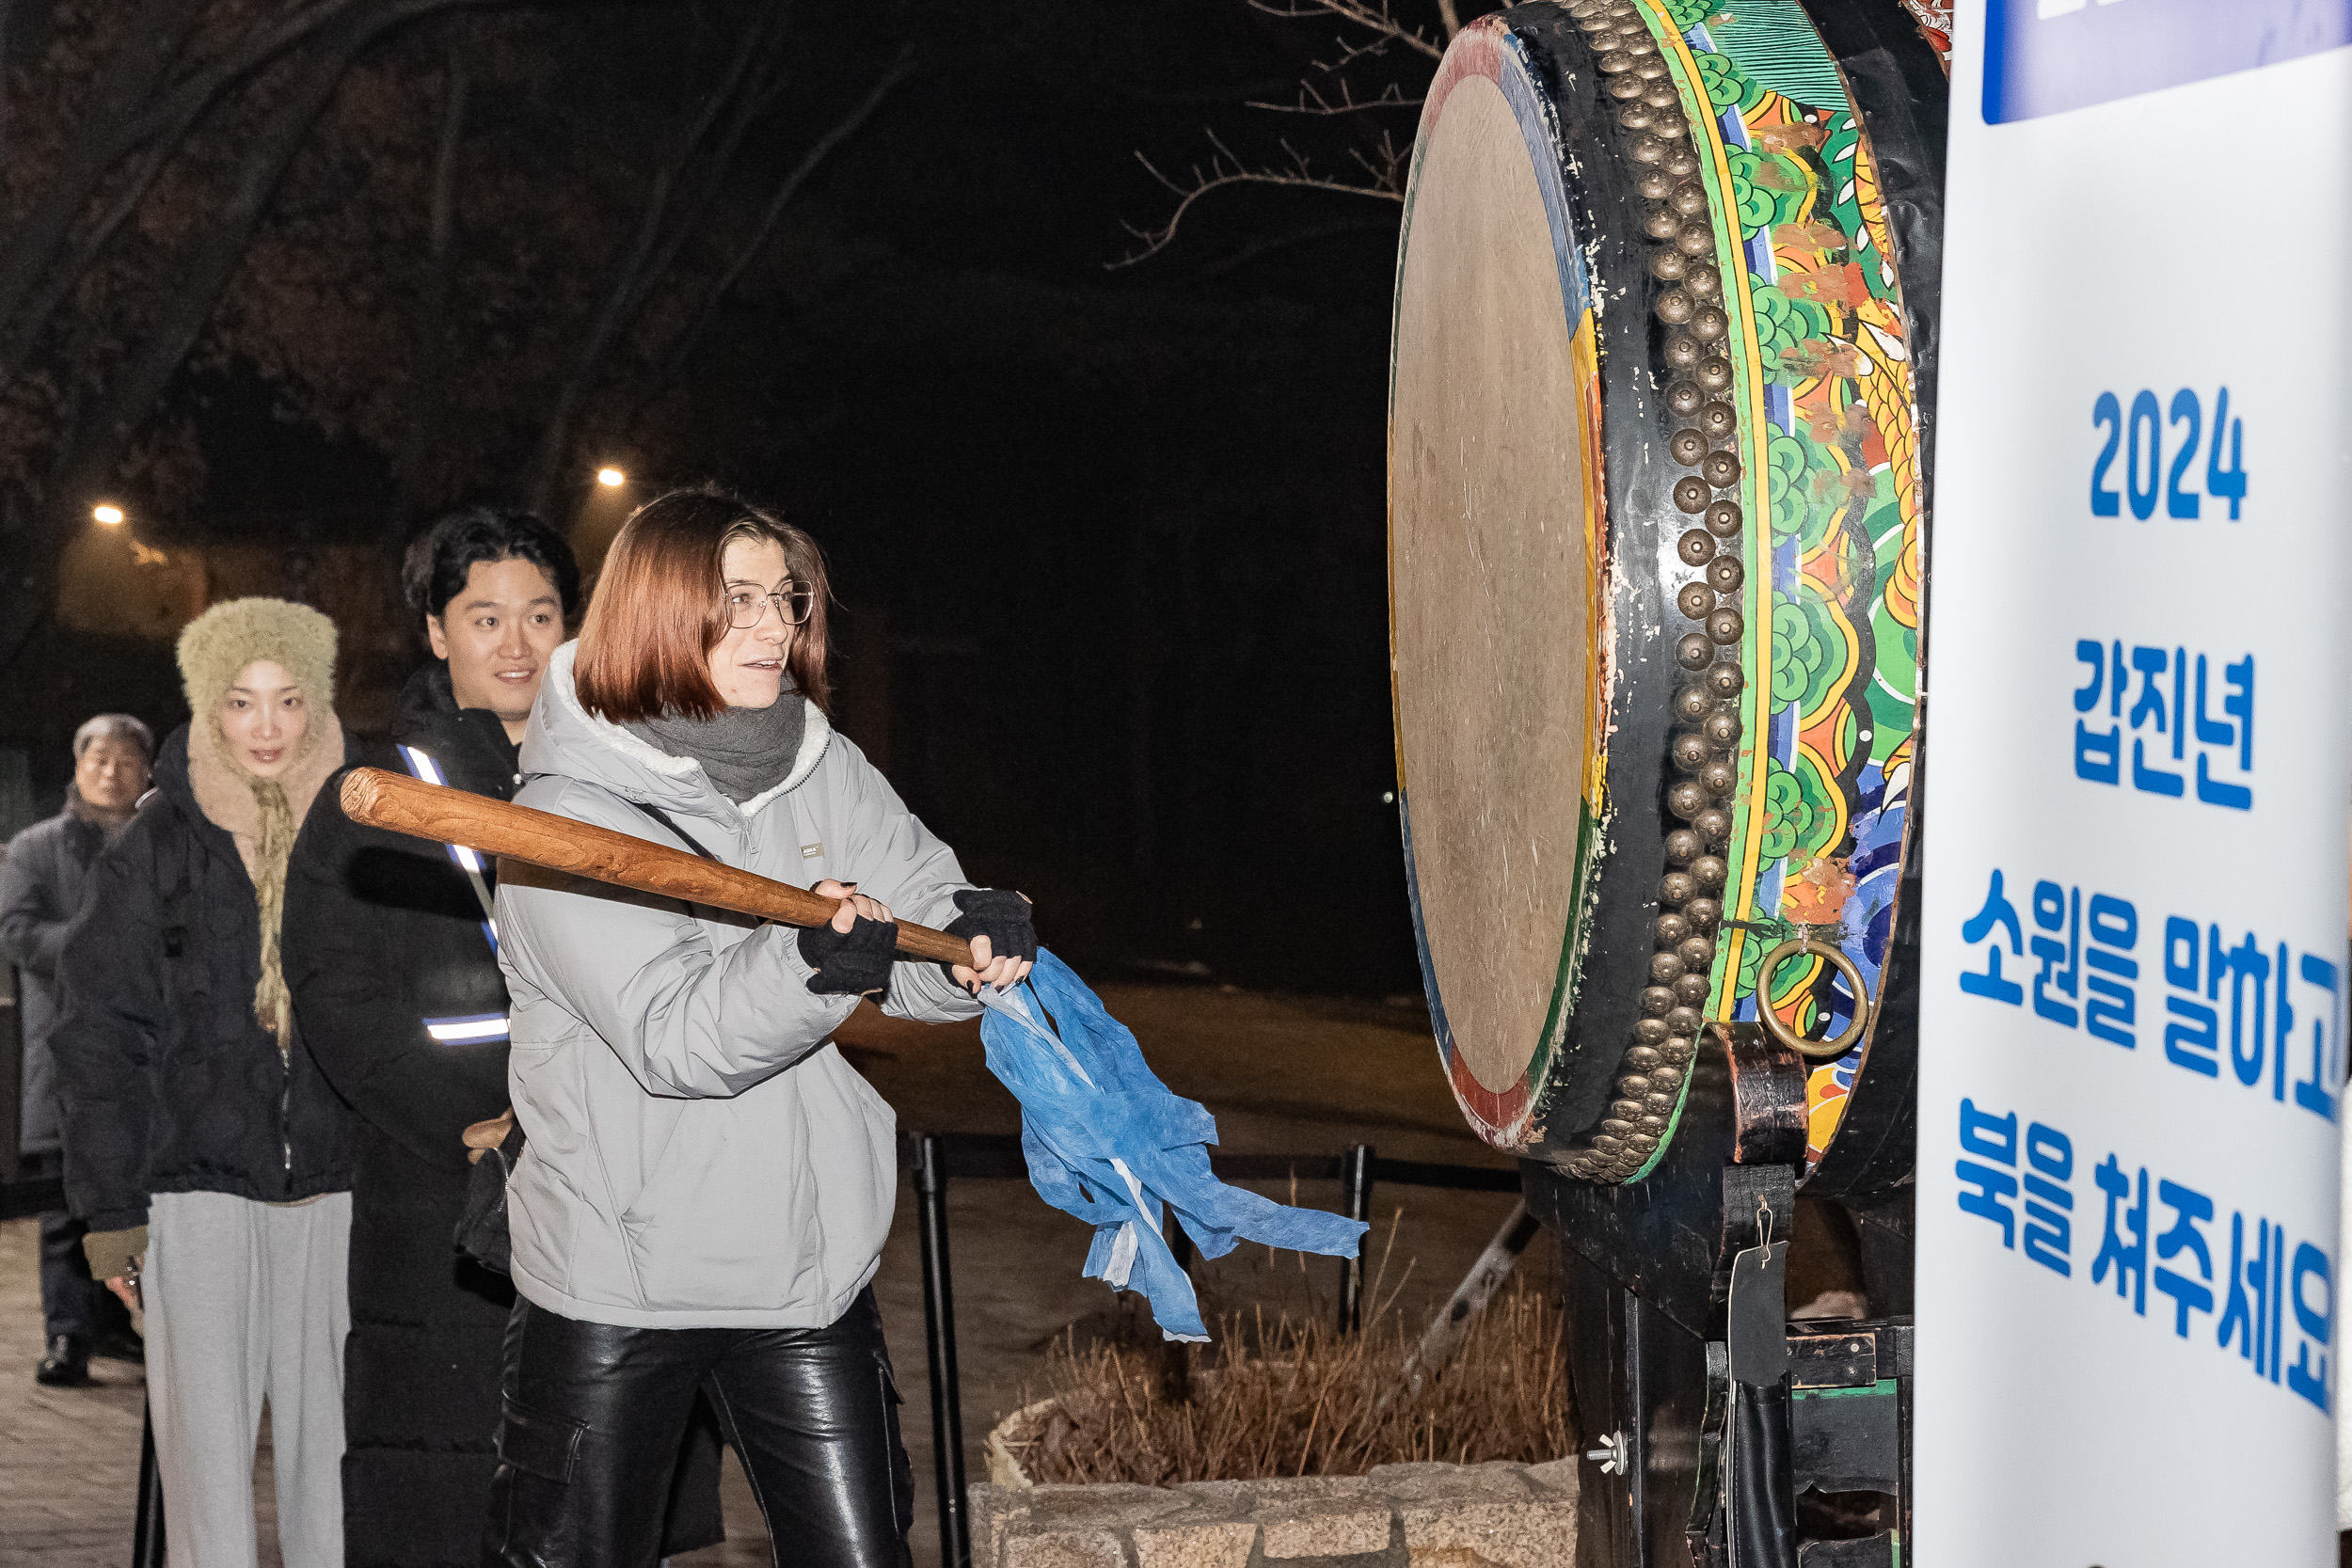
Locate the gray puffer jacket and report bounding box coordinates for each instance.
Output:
[498,642,981,1329]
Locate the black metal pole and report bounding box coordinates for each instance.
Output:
[134,1400,165,1568]
[915,1134,969,1568]
[1338,1144,1374,1332]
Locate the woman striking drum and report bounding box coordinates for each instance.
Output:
[485,486,1034,1565]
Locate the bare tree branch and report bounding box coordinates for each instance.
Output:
[649,47,918,388]
[1118,0,1466,265]
[1245,78,1421,115]
[527,4,801,512]
[1111,128,1403,269]
[1248,0,1445,59]
[0,0,501,391]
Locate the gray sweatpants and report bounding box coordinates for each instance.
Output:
[146,1189,353,1568]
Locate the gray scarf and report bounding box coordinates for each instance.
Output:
[625,691,806,805]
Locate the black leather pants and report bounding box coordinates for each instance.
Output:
[483,1288,913,1568]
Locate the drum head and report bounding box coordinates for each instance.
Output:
[1391,64,1600,1126]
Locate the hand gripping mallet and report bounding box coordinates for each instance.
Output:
[337,766,976,965]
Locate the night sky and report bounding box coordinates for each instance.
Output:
[1,1,1482,996]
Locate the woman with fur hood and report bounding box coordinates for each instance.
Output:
[55,597,359,1568]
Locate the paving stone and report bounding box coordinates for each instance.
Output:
[1026,1481,1189,1528]
[970,1482,1033,1568]
[1132,1516,1259,1568]
[1255,1494,1393,1560]
[1001,1527,1132,1568]
[1363,1462,1533,1502]
[1521,1459,1579,1498]
[1395,1497,1574,1568]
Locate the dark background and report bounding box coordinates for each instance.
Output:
[0,0,1486,997]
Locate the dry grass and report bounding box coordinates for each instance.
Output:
[1005,1235,1568,1485]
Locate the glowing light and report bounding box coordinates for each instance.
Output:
[92,504,124,526]
[596,467,626,488]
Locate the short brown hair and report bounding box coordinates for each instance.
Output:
[574,486,832,723]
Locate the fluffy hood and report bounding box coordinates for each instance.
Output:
[172,596,344,1043]
[521,641,831,822]
[178,597,338,731]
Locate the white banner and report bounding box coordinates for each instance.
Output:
[1918,2,2352,1561]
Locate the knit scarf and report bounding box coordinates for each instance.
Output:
[186,714,343,1051]
[624,686,804,805]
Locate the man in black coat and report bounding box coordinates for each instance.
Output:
[0,714,151,1384]
[284,510,720,1567]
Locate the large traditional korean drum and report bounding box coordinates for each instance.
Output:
[1390,0,1943,1187]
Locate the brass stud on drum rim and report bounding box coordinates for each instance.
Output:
[1707,607,1744,643]
[1706,555,1744,594]
[1671,972,1709,1006]
[1671,733,1711,770]
[1705,499,1742,536]
[1698,758,1737,795]
[1666,380,1704,416]
[1691,854,1728,890]
[1676,483,1713,520]
[1704,662,1743,698]
[1676,632,1714,670]
[1661,871,1696,904]
[1699,400,1737,438]
[1702,708,1740,746]
[1667,780,1708,819]
[1684,263,1722,300]
[1696,355,1734,391]
[1662,835,1699,869]
[1701,450,1742,487]
[1663,335,1702,369]
[1663,1006,1703,1037]
[1683,896,1722,928]
[1641,986,1675,1018]
[1644,209,1682,241]
[1675,221,1715,257]
[1672,686,1711,723]
[1675,581,1713,620]
[1657,289,1695,325]
[1693,807,1731,845]
[1691,305,1729,342]
[1669,427,1707,465]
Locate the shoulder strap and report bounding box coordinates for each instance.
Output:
[630,801,721,864]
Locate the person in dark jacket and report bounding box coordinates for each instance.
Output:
[282,508,720,1567]
[56,599,358,1568]
[0,712,151,1385]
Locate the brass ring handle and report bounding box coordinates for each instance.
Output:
[1753,938,1869,1060]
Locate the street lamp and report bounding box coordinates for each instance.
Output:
[92,503,124,526]
[596,467,626,488]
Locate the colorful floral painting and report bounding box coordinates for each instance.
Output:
[1639,0,1929,1166]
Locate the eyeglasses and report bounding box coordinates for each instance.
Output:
[723,582,814,629]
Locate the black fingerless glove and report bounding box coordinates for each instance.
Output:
[799,915,899,998]
[942,888,1038,980]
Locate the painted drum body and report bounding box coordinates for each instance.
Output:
[1389,0,1945,1187]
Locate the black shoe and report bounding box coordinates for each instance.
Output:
[35,1336,90,1387]
[90,1328,144,1365]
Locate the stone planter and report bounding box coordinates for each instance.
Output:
[967,1460,1579,1568]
